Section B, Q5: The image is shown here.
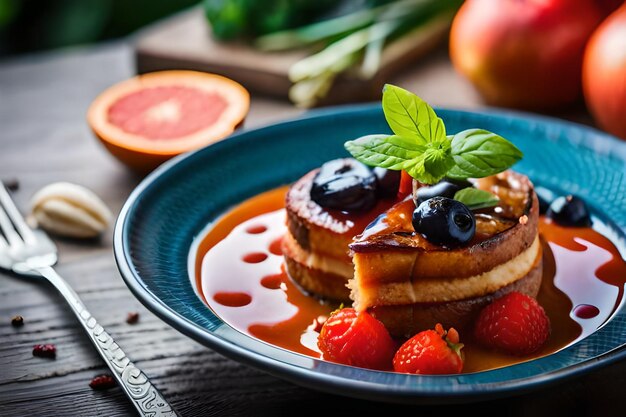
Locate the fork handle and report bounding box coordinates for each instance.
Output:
[36,266,179,417]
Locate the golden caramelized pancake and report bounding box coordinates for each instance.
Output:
[348,171,542,336]
[283,169,395,301]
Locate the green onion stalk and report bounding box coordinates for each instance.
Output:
[255,0,463,107]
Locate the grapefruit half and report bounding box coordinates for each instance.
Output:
[88,70,250,173]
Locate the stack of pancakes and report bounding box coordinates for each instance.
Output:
[283,169,542,337]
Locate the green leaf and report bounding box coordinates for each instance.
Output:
[447,129,523,179]
[422,140,455,182]
[454,188,499,210]
[344,85,524,186]
[382,84,446,145]
[344,134,453,184]
[344,134,426,170]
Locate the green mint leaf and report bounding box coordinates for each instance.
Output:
[345,134,427,170]
[447,129,523,179]
[345,134,453,184]
[454,188,499,210]
[404,151,451,185]
[344,85,524,185]
[382,84,446,145]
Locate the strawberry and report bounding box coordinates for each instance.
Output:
[317,308,396,370]
[393,324,463,374]
[474,291,550,355]
[393,324,464,375]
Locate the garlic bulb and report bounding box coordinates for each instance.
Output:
[31,182,113,238]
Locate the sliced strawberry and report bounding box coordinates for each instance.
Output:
[317,308,396,370]
[393,323,464,375]
[474,291,551,355]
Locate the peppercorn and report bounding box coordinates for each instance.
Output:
[3,178,19,191]
[89,374,116,390]
[126,312,139,324]
[11,315,24,327]
[32,344,56,358]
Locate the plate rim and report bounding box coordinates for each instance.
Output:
[114,102,626,402]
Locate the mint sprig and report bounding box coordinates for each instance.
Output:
[344,134,454,184]
[344,84,523,185]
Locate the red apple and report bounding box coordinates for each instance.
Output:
[583,3,626,139]
[450,0,604,110]
[595,0,624,16]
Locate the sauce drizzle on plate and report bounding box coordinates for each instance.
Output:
[195,187,626,373]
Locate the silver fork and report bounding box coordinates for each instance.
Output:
[0,184,178,417]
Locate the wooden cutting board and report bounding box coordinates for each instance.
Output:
[134,7,451,105]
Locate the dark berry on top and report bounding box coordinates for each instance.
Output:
[414,179,472,206]
[412,197,476,247]
[373,167,400,198]
[311,159,377,212]
[313,158,373,186]
[546,195,592,227]
[311,175,377,212]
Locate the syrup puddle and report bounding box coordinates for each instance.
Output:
[194,188,626,372]
[201,209,325,356]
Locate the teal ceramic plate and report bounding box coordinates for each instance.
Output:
[114,104,626,403]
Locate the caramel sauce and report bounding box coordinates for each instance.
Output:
[356,196,517,251]
[195,187,626,373]
[193,187,288,304]
[324,198,398,237]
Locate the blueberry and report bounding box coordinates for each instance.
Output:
[314,158,373,185]
[373,167,400,198]
[311,158,377,212]
[414,179,472,206]
[412,197,476,247]
[546,195,592,227]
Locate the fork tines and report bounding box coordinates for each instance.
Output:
[0,183,36,247]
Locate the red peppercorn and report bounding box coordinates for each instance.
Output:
[89,374,117,390]
[126,312,140,324]
[32,344,56,358]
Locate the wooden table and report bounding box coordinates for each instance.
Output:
[0,41,623,416]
